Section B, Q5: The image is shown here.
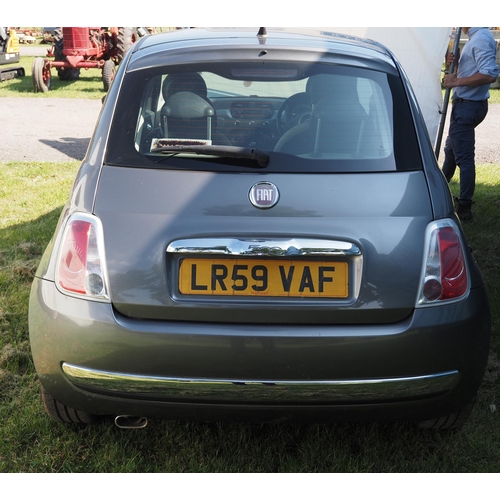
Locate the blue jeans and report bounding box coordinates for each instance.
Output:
[442,99,488,205]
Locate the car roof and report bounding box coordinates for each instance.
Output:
[127,27,399,75]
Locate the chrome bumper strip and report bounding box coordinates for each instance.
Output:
[62,363,459,403]
[167,237,362,257]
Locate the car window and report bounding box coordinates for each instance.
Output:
[106,61,421,173]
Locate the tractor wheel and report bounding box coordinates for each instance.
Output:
[53,27,80,81]
[102,59,116,91]
[32,57,51,92]
[116,27,137,63]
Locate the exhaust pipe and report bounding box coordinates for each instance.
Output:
[114,415,148,429]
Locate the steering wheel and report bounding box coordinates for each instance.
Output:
[276,92,312,134]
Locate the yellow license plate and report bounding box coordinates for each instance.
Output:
[179,258,348,297]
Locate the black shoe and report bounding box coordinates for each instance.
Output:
[455,198,474,221]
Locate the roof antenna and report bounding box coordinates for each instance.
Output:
[257,27,267,46]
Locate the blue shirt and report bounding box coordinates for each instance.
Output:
[453,27,499,101]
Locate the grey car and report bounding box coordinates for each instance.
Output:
[29,28,491,430]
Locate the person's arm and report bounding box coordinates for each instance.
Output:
[443,69,496,88]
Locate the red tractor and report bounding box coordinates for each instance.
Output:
[31,27,146,92]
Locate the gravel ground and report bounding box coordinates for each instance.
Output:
[0,96,498,164]
[1,97,102,162]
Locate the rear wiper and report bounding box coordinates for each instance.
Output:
[152,145,270,168]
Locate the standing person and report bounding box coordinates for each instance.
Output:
[442,27,499,221]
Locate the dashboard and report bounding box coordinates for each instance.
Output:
[212,97,283,150]
[211,94,312,150]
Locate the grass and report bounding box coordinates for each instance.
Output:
[0,160,499,474]
[489,88,500,104]
[485,87,500,104]
[0,56,107,99]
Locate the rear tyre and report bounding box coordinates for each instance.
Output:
[417,399,475,430]
[102,59,116,91]
[116,27,137,63]
[32,57,51,92]
[40,382,97,424]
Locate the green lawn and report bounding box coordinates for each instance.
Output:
[485,87,500,104]
[0,56,107,99]
[0,160,499,473]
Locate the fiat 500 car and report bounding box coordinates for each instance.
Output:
[29,28,490,429]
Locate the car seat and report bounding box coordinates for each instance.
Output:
[274,74,368,157]
[160,72,231,145]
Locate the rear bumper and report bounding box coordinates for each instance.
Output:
[29,277,491,423]
[62,361,460,403]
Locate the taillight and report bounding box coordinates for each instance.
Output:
[56,213,110,302]
[417,220,468,306]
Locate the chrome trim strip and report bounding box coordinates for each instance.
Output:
[167,237,361,257]
[62,363,459,402]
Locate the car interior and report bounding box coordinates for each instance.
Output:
[134,67,394,161]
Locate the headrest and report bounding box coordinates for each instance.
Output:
[162,72,208,101]
[312,96,367,121]
[306,74,359,105]
[162,91,214,119]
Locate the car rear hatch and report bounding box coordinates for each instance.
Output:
[93,165,432,325]
[94,41,432,325]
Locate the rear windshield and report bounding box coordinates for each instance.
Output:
[105,61,422,172]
